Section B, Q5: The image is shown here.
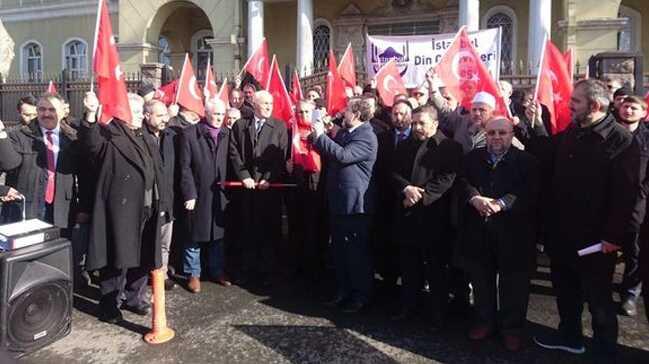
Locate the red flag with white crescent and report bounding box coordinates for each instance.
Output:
[217,77,230,106]
[92,0,132,125]
[203,58,218,100]
[175,53,205,117]
[375,60,407,108]
[154,80,177,106]
[241,38,270,87]
[435,27,509,117]
[326,50,347,115]
[290,70,304,105]
[536,39,573,135]
[563,48,574,81]
[265,55,294,127]
[338,43,357,88]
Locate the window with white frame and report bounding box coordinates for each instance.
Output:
[191,30,213,81]
[313,24,330,69]
[64,39,88,79]
[159,36,172,66]
[22,42,42,81]
[486,12,514,74]
[618,6,641,52]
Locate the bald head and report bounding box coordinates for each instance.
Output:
[485,117,514,154]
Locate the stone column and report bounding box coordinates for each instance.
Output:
[528,0,552,73]
[247,0,264,56]
[458,0,479,31]
[296,0,314,76]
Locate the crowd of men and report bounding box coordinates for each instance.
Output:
[0,69,648,363]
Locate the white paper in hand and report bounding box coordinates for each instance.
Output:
[577,242,603,257]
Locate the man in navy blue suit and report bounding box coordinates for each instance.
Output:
[311,98,378,313]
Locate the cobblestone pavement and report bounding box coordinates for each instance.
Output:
[22,263,649,364]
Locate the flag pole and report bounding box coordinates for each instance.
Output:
[337,42,352,73]
[533,32,549,102]
[266,55,277,91]
[204,57,211,98]
[90,0,103,93]
[175,54,188,104]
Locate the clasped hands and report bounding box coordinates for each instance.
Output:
[402,185,424,208]
[470,195,503,218]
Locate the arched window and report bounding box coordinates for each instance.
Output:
[158,36,171,66]
[618,6,641,52]
[482,6,517,75]
[22,41,42,81]
[191,30,214,80]
[313,23,331,69]
[63,39,88,79]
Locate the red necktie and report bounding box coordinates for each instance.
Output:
[45,131,55,204]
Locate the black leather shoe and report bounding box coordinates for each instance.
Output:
[164,279,176,291]
[98,309,123,324]
[341,300,369,314]
[122,303,151,316]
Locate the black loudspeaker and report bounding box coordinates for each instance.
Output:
[0,238,73,357]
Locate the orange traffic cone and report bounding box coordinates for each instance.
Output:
[144,269,175,344]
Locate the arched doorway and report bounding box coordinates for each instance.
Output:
[145,1,212,75]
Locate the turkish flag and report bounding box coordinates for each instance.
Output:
[326,50,347,115]
[203,58,218,100]
[536,39,573,135]
[563,48,574,80]
[92,0,131,125]
[290,70,303,105]
[47,80,58,94]
[217,77,230,106]
[175,53,205,117]
[241,38,270,87]
[265,55,294,127]
[154,80,177,106]
[338,43,357,88]
[375,60,407,108]
[435,27,509,117]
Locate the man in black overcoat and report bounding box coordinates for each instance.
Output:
[390,106,462,326]
[81,92,163,323]
[534,80,642,363]
[457,117,539,351]
[179,99,230,293]
[229,90,288,286]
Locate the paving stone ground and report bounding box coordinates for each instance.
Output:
[21,260,649,364]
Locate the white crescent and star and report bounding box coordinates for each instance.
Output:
[451,50,474,80]
[114,65,123,80]
[188,76,200,100]
[256,58,266,74]
[383,75,397,91]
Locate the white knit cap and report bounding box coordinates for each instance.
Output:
[471,91,496,109]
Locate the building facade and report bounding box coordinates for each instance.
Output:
[0,0,647,81]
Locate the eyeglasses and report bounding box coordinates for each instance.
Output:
[486,130,510,136]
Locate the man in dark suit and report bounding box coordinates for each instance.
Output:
[143,99,176,291]
[312,98,378,313]
[534,80,642,363]
[457,117,539,351]
[0,93,81,229]
[390,106,462,326]
[179,99,231,293]
[81,92,163,323]
[229,90,288,286]
[373,100,412,294]
[230,88,254,120]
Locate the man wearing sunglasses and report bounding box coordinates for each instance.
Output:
[456,116,539,351]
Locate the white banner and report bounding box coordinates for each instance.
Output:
[366,28,502,88]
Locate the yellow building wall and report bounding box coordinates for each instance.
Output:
[621,0,649,70]
[265,1,298,72]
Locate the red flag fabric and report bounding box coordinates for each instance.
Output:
[338,43,357,88]
[563,49,574,80]
[203,58,218,100]
[92,0,131,125]
[290,70,304,105]
[241,38,270,87]
[375,60,407,108]
[326,50,347,115]
[292,112,322,173]
[217,77,230,106]
[536,39,573,135]
[265,55,294,127]
[154,80,177,106]
[435,27,509,117]
[47,80,58,94]
[175,53,205,117]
